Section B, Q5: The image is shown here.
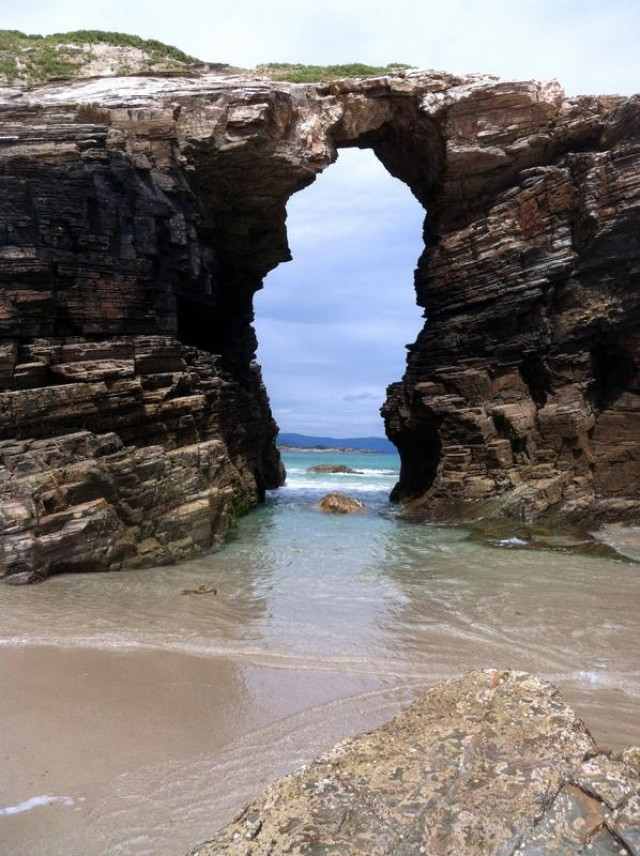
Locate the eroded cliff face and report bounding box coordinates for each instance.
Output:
[0,66,638,580]
[382,81,640,526]
[0,79,286,581]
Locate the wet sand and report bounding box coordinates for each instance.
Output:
[2,477,639,855]
[0,645,420,856]
[2,639,639,856]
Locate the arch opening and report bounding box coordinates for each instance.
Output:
[254,147,425,446]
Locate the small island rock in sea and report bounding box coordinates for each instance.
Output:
[307,464,363,474]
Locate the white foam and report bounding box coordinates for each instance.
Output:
[351,469,397,477]
[282,478,389,492]
[287,468,397,479]
[283,467,398,493]
[0,794,76,816]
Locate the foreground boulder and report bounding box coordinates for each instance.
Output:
[307,464,362,474]
[188,670,640,855]
[317,493,367,514]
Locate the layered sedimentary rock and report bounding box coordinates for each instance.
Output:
[188,670,640,855]
[383,82,640,526]
[0,81,285,581]
[0,338,281,581]
[1,64,639,579]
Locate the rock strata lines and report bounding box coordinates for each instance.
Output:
[1,65,639,579]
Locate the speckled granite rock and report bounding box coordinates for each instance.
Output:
[188,670,640,856]
[1,64,639,579]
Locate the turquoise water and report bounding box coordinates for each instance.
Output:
[2,449,639,709]
[1,449,639,856]
[279,448,400,498]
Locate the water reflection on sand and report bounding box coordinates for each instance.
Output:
[1,456,639,855]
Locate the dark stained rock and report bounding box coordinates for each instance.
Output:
[0,338,284,581]
[307,464,362,474]
[381,85,640,527]
[317,492,366,514]
[1,67,640,580]
[187,670,640,856]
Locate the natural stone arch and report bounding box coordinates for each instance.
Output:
[176,83,441,373]
[176,74,640,525]
[0,69,639,580]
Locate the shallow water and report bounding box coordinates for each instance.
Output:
[1,450,639,855]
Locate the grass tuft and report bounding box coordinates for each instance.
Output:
[256,62,411,83]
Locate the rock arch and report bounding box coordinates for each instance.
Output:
[0,69,639,579]
[177,71,640,525]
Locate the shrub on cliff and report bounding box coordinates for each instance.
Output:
[0,29,198,85]
[257,62,411,83]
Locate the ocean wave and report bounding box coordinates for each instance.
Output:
[282,477,393,492]
[286,468,397,478]
[283,465,398,494]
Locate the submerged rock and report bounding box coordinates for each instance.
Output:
[307,464,362,474]
[466,515,634,562]
[317,493,366,514]
[180,585,217,596]
[188,670,640,856]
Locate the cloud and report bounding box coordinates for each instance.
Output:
[253,148,424,436]
[343,392,380,402]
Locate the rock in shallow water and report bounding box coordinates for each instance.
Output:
[187,670,640,856]
[307,464,362,474]
[317,493,367,514]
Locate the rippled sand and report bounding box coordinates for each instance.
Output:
[2,454,639,855]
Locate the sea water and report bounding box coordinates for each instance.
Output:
[1,450,639,856]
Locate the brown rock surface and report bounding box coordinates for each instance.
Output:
[317,492,366,514]
[187,670,640,856]
[307,464,361,474]
[0,337,283,582]
[1,64,639,579]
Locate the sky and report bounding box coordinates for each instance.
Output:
[3,0,639,96]
[0,0,640,94]
[4,0,640,437]
[254,149,424,437]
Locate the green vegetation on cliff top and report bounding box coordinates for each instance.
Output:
[0,29,197,85]
[257,62,411,83]
[0,29,411,87]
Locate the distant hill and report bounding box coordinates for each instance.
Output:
[277,433,396,453]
